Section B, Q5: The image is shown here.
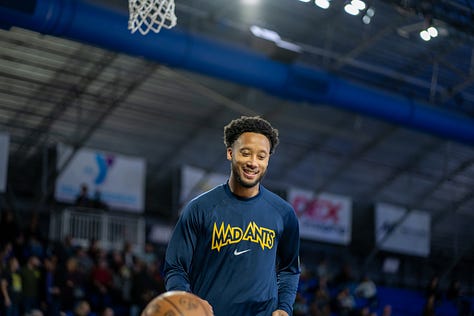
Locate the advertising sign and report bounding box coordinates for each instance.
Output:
[287,188,352,245]
[375,203,430,257]
[55,143,146,212]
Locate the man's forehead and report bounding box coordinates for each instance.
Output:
[235,132,270,146]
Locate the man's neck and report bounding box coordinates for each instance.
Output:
[228,177,259,199]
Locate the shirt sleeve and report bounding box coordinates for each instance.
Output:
[163,203,198,292]
[276,207,301,314]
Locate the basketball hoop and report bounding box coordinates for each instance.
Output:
[128,0,177,35]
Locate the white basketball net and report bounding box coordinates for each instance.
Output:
[128,0,177,35]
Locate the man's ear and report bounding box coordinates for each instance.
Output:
[226,147,232,161]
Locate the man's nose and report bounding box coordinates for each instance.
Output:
[246,156,258,167]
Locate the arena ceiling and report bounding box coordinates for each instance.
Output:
[0,0,474,272]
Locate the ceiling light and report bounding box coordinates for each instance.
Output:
[299,0,312,2]
[276,40,303,53]
[427,26,438,38]
[351,0,366,11]
[360,6,374,24]
[419,30,431,41]
[419,24,439,41]
[344,3,359,15]
[315,0,330,9]
[366,7,374,17]
[250,25,281,42]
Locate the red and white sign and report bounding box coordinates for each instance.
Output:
[287,188,352,245]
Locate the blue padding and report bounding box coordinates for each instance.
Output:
[1,0,474,144]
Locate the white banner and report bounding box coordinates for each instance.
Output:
[180,165,227,205]
[287,188,352,245]
[55,143,146,212]
[149,222,174,244]
[375,203,430,257]
[0,133,9,193]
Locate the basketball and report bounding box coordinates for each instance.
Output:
[141,291,212,316]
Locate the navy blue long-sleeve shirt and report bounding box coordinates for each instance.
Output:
[164,183,301,316]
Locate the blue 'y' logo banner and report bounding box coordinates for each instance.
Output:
[94,153,115,184]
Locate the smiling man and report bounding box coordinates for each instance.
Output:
[164,116,301,316]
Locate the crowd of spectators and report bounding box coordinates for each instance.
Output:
[293,261,388,316]
[0,209,165,316]
[1,208,473,316]
[293,258,472,316]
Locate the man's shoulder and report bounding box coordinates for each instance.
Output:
[260,186,294,212]
[186,183,226,207]
[194,183,225,199]
[180,184,227,219]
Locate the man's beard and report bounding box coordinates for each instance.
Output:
[231,163,265,188]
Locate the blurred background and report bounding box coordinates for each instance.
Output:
[0,0,474,315]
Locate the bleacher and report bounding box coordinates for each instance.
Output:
[47,207,473,316]
[324,285,472,316]
[376,286,473,316]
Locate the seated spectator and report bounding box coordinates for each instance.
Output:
[75,247,94,276]
[309,286,331,316]
[333,263,355,290]
[335,287,356,316]
[90,258,113,312]
[446,280,462,302]
[316,257,330,281]
[121,241,135,269]
[51,235,75,262]
[129,259,163,316]
[1,242,14,268]
[381,304,392,316]
[72,300,91,316]
[109,250,132,309]
[422,294,436,316]
[141,243,157,266]
[446,280,472,316]
[21,255,42,314]
[41,256,61,316]
[424,275,441,303]
[28,310,44,316]
[92,190,108,210]
[1,256,22,316]
[318,275,330,293]
[298,264,318,303]
[100,307,114,316]
[293,292,310,316]
[60,257,87,312]
[75,184,91,208]
[358,306,370,316]
[354,275,378,309]
[87,239,102,264]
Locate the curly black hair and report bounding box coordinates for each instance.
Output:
[223,116,279,154]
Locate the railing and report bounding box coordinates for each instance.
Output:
[49,207,145,251]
